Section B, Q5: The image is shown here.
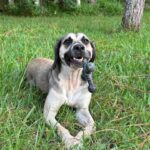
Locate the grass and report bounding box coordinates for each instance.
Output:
[0,12,150,149]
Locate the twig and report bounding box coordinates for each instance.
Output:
[138,135,150,149]
[95,128,124,137]
[112,74,150,79]
[111,77,150,94]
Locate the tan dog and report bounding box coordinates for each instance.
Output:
[26,33,96,149]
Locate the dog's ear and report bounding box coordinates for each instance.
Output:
[52,38,62,71]
[90,41,96,62]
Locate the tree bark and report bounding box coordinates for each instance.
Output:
[76,0,81,6]
[88,0,96,4]
[34,0,40,6]
[8,0,14,5]
[122,0,145,31]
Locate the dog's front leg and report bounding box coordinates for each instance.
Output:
[44,89,81,149]
[76,108,95,140]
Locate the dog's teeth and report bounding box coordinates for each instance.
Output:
[73,57,83,62]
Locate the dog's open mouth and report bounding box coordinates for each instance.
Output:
[71,56,83,67]
[73,56,83,62]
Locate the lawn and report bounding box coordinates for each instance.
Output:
[0,12,150,149]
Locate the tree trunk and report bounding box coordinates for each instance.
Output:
[34,0,40,6]
[76,0,81,6]
[88,0,96,4]
[8,0,14,5]
[122,0,145,31]
[58,0,64,8]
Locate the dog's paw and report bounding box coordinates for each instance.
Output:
[75,126,96,142]
[75,131,84,140]
[65,137,82,150]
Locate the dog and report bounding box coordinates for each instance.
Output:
[26,33,96,149]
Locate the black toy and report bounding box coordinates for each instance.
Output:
[81,59,96,93]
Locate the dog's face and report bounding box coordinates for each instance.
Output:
[52,33,96,70]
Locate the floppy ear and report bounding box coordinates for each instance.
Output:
[52,38,62,71]
[90,41,96,62]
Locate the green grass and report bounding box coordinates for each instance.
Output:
[0,12,150,149]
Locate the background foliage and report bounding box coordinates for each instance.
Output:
[1,0,150,16]
[3,0,124,16]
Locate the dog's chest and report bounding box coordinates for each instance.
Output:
[59,69,91,107]
[66,87,85,107]
[64,82,90,108]
[64,78,81,100]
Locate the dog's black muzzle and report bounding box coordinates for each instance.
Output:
[72,43,85,58]
[64,43,91,67]
[71,43,91,59]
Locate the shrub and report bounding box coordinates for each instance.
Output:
[77,0,123,15]
[4,0,123,16]
[62,0,78,10]
[17,0,37,16]
[5,0,49,16]
[5,3,19,15]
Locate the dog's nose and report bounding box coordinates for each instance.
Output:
[73,44,85,51]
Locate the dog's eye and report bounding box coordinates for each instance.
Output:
[63,38,73,46]
[82,37,89,45]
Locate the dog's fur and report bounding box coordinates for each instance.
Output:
[26,33,96,149]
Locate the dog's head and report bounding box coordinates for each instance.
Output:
[52,33,96,71]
